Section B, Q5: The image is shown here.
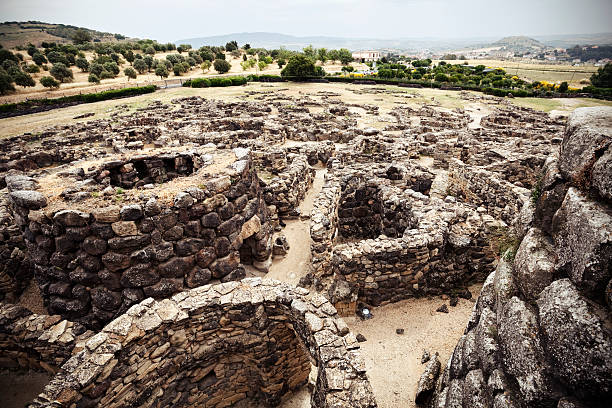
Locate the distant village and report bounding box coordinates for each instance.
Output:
[352,42,612,66]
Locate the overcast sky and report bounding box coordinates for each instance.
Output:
[2,0,611,42]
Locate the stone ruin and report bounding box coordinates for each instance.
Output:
[8,147,274,330]
[0,86,609,407]
[422,107,612,408]
[2,279,376,408]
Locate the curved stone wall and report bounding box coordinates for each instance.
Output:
[28,279,377,408]
[0,303,91,373]
[9,150,273,329]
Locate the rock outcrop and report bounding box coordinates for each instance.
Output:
[428,107,612,408]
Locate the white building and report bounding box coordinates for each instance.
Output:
[352,50,381,62]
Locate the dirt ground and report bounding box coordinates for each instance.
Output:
[266,167,326,285]
[0,370,51,408]
[345,284,481,408]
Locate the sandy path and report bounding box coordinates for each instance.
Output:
[344,283,481,408]
[266,167,326,286]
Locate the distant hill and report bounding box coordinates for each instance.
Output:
[493,36,547,50]
[0,21,133,48]
[174,32,494,52]
[177,32,612,53]
[533,32,612,48]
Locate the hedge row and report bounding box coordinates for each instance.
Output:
[183,76,248,88]
[0,85,157,115]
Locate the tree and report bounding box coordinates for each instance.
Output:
[32,52,47,65]
[435,73,449,82]
[124,50,135,64]
[124,67,137,80]
[72,29,92,45]
[50,63,73,82]
[144,46,156,55]
[133,59,147,74]
[341,65,354,73]
[200,49,214,62]
[558,81,569,93]
[317,48,328,64]
[90,63,104,76]
[75,57,89,72]
[244,43,251,50]
[225,41,238,52]
[40,76,60,88]
[277,58,286,68]
[590,63,612,88]
[0,69,15,94]
[201,60,211,72]
[12,70,35,87]
[177,44,192,53]
[281,55,323,78]
[213,59,231,74]
[88,73,100,83]
[155,65,169,79]
[338,48,353,65]
[103,62,120,76]
[258,61,267,71]
[303,45,316,59]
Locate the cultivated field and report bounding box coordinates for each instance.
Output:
[439,58,599,87]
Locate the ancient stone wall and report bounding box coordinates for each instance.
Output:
[427,107,612,408]
[28,279,377,408]
[309,165,498,315]
[0,191,33,301]
[9,151,273,329]
[448,158,529,224]
[0,303,91,373]
[259,154,315,216]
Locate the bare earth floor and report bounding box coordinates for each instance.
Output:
[0,370,51,408]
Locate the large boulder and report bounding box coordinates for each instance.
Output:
[497,296,555,405]
[513,228,556,300]
[552,187,612,296]
[558,107,612,198]
[537,279,612,401]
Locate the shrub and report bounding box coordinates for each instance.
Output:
[88,73,100,83]
[50,63,73,82]
[40,76,60,88]
[155,65,169,79]
[213,59,231,74]
[201,60,212,72]
[590,63,612,88]
[558,81,569,93]
[281,55,322,79]
[99,70,114,79]
[75,57,89,72]
[32,52,47,65]
[208,77,233,87]
[25,64,40,73]
[124,67,137,80]
[190,78,211,88]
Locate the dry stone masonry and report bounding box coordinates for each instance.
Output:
[26,279,376,408]
[8,147,273,329]
[0,85,608,407]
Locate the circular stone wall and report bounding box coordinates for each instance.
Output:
[28,279,377,408]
